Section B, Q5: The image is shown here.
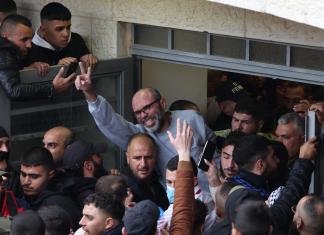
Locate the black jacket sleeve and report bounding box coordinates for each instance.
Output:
[270,159,314,233]
[0,47,54,101]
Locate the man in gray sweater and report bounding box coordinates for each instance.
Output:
[75,64,216,193]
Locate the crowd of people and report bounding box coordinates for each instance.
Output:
[0,0,324,235]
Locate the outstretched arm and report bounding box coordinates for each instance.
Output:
[167,119,195,235]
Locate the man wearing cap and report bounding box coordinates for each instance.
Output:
[214,97,272,142]
[122,200,160,235]
[212,80,249,131]
[62,140,108,178]
[47,140,107,209]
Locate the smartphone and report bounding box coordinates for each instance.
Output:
[305,110,320,142]
[198,140,216,171]
[64,62,78,77]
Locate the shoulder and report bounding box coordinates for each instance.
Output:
[71,32,86,43]
[171,110,205,126]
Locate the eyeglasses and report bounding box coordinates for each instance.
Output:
[291,205,296,214]
[134,98,161,117]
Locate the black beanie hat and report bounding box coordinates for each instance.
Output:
[0,126,9,138]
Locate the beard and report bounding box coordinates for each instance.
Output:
[93,162,108,179]
[147,110,165,132]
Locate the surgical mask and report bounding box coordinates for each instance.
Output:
[166,185,175,204]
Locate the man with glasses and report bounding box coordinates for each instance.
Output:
[75,63,216,192]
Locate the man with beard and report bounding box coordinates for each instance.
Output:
[229,134,279,199]
[123,133,169,211]
[75,63,216,193]
[62,140,108,179]
[0,14,75,100]
[48,140,108,209]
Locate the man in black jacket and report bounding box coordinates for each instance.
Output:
[123,133,169,211]
[24,2,97,70]
[0,14,75,100]
[18,146,81,230]
[206,136,317,235]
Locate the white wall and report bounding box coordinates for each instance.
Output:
[15,0,324,61]
[142,59,207,115]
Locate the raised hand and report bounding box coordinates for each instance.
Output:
[204,159,222,187]
[309,102,324,126]
[299,136,318,160]
[167,118,193,161]
[75,62,97,101]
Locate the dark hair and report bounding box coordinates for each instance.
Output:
[166,155,198,176]
[95,175,128,202]
[232,134,270,171]
[84,193,125,222]
[193,199,208,235]
[169,99,200,112]
[0,14,31,34]
[233,200,271,235]
[234,98,263,121]
[127,133,157,151]
[0,0,17,13]
[0,151,9,162]
[40,2,71,21]
[268,140,288,189]
[38,206,72,235]
[144,87,162,101]
[223,131,247,148]
[302,195,324,235]
[21,147,55,171]
[11,210,45,235]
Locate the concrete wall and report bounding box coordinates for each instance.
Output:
[16,0,324,61]
[209,0,324,31]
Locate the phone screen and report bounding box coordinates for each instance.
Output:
[198,140,216,171]
[64,62,78,77]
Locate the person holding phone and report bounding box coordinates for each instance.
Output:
[24,2,98,73]
[0,15,75,100]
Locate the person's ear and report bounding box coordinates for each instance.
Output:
[39,25,46,38]
[48,170,55,179]
[84,160,94,171]
[257,120,264,131]
[296,217,303,230]
[231,223,241,235]
[125,152,130,165]
[256,159,264,171]
[160,97,167,111]
[104,217,113,230]
[215,207,223,219]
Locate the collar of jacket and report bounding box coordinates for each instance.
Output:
[238,169,268,191]
[32,29,71,51]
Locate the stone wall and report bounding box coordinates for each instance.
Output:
[16,0,324,60]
